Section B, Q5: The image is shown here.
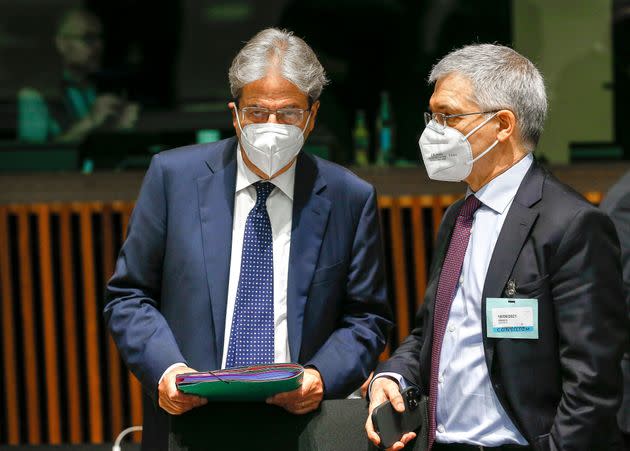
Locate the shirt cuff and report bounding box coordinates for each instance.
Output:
[158,362,187,386]
[368,372,408,400]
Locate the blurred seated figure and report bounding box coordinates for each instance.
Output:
[17,8,139,143]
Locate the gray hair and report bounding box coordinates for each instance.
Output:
[228,28,328,103]
[429,43,547,151]
[56,8,101,36]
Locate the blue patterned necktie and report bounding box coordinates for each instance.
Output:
[226,181,275,368]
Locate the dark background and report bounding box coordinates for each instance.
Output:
[2,1,630,163]
[1,0,514,163]
[614,0,630,159]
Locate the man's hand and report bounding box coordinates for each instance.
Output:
[266,367,324,414]
[116,102,140,129]
[361,372,374,398]
[365,377,416,450]
[158,365,208,415]
[89,94,124,128]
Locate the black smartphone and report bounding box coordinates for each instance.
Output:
[371,386,427,449]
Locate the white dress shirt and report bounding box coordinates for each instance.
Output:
[159,148,294,383]
[372,154,533,446]
[434,153,532,446]
[221,147,294,368]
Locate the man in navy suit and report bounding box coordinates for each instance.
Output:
[104,28,391,450]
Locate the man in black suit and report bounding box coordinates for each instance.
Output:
[365,43,627,451]
[601,172,630,450]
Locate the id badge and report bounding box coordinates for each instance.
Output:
[486,298,539,339]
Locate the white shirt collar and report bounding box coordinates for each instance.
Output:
[469,153,534,214]
[235,145,296,201]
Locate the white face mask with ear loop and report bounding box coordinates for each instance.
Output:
[234,104,311,179]
[418,112,499,182]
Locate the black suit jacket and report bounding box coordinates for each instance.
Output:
[376,161,627,451]
[600,171,630,435]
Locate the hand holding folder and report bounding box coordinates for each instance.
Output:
[176,363,304,401]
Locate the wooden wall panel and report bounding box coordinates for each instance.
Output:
[411,197,427,308]
[101,206,124,439]
[35,205,62,443]
[0,206,20,444]
[16,207,41,443]
[78,205,103,443]
[389,199,410,343]
[59,205,83,443]
[0,192,604,445]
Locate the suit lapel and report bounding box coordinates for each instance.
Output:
[287,153,331,361]
[481,162,544,371]
[197,138,238,366]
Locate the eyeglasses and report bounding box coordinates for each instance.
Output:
[424,110,498,131]
[60,32,103,45]
[240,106,310,126]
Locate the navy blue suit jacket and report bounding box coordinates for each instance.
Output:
[104,137,392,450]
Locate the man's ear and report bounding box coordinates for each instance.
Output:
[228,101,240,139]
[305,100,320,137]
[496,109,516,143]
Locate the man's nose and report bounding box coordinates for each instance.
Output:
[267,112,279,124]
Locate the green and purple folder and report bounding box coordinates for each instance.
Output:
[175,363,304,401]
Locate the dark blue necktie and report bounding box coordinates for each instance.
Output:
[226,181,275,368]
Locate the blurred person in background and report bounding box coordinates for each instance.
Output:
[17,8,139,143]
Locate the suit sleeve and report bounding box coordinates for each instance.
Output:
[549,207,627,450]
[372,305,426,388]
[305,186,393,397]
[104,154,187,397]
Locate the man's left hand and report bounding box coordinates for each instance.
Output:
[266,367,324,414]
[116,102,140,129]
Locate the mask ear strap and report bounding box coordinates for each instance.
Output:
[471,139,499,164]
[301,112,312,136]
[464,111,499,139]
[234,104,267,156]
[234,104,245,133]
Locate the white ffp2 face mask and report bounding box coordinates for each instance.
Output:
[418,112,499,182]
[235,105,310,179]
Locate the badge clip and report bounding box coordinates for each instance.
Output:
[505,279,517,297]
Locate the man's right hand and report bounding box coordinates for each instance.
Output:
[365,377,417,450]
[158,365,208,415]
[89,94,123,127]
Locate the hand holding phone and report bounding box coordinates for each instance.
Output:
[371,386,427,450]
